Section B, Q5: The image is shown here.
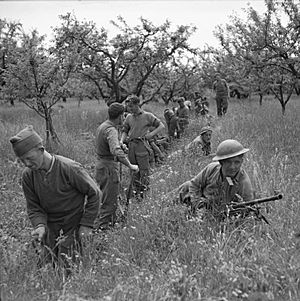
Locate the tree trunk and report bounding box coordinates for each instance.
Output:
[281,103,286,115]
[44,108,60,152]
[259,93,263,106]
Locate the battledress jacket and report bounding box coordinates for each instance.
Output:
[189,162,253,217]
[184,135,211,156]
[22,155,101,229]
[123,110,161,140]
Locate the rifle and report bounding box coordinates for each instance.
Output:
[226,194,283,224]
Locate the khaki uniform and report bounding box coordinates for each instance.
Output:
[184,135,211,156]
[176,106,189,132]
[22,155,100,266]
[212,79,229,116]
[95,120,127,229]
[123,110,161,198]
[181,162,253,221]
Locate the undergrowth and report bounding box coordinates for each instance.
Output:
[0,97,300,300]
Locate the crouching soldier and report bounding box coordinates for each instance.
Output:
[178,139,253,222]
[9,125,101,273]
[184,126,213,156]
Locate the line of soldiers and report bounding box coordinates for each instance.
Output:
[9,94,253,274]
[164,97,190,139]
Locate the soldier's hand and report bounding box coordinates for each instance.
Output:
[144,133,153,140]
[120,142,128,153]
[79,225,93,239]
[193,197,209,210]
[31,225,46,241]
[178,180,191,194]
[130,164,139,173]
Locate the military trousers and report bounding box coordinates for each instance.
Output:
[95,159,119,230]
[37,212,82,273]
[215,95,228,116]
[128,139,150,199]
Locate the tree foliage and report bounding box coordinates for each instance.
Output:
[0,19,23,104]
[3,30,77,146]
[53,14,197,103]
[214,0,300,113]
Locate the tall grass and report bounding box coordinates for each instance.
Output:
[0,97,300,300]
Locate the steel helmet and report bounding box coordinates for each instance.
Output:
[212,139,249,161]
[164,108,174,117]
[177,97,185,103]
[199,126,213,136]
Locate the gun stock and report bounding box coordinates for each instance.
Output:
[231,194,283,209]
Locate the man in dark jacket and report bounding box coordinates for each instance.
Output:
[212,73,229,116]
[9,125,102,271]
[95,103,138,230]
[176,97,189,133]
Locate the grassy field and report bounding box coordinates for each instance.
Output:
[0,96,300,301]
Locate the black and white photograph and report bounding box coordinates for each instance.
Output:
[0,0,299,300]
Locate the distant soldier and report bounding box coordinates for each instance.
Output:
[194,93,209,117]
[176,97,189,133]
[9,125,101,272]
[184,99,192,110]
[164,108,181,139]
[120,95,165,200]
[212,73,229,116]
[184,126,213,156]
[178,139,253,221]
[95,103,139,230]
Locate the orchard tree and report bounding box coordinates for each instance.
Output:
[142,55,202,105]
[214,0,300,113]
[0,19,22,104]
[53,13,197,103]
[3,30,77,146]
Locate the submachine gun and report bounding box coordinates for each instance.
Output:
[225,193,283,224]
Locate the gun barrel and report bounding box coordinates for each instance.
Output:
[231,194,283,209]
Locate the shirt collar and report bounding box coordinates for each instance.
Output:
[132,109,144,117]
[45,155,55,175]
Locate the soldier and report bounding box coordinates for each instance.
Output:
[212,73,229,116]
[120,95,165,200]
[176,97,189,133]
[179,139,253,221]
[95,103,139,230]
[184,126,212,156]
[184,99,192,110]
[9,125,101,272]
[164,108,181,139]
[194,95,209,117]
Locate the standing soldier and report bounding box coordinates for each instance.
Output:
[9,125,101,272]
[179,139,253,221]
[95,103,139,230]
[164,108,181,139]
[212,73,229,117]
[120,95,165,201]
[176,97,189,133]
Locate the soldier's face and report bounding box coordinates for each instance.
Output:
[19,147,44,170]
[202,131,212,143]
[220,155,244,178]
[127,103,139,114]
